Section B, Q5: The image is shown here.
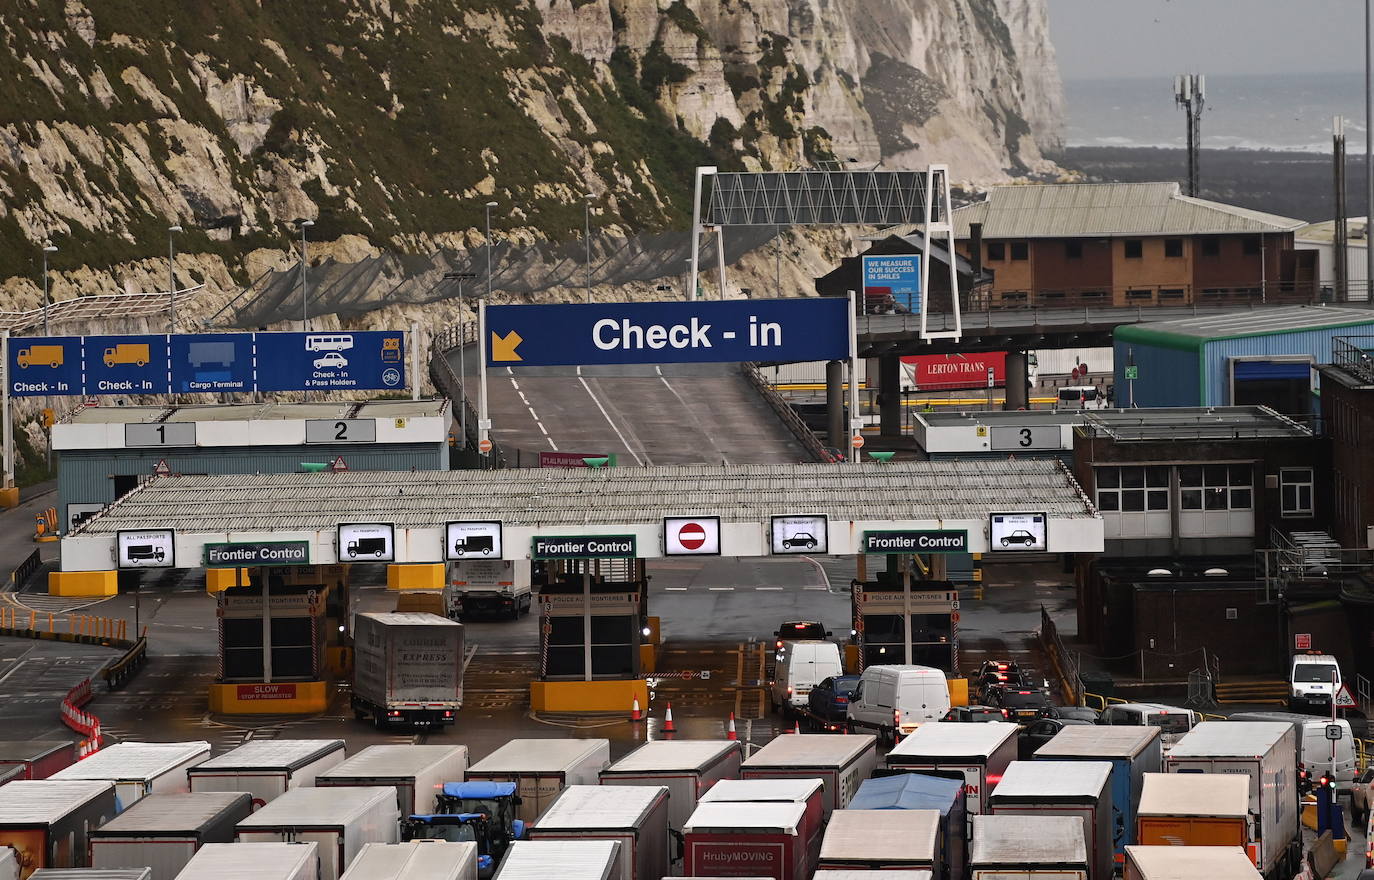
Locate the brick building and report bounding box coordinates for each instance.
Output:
[1318,336,1374,548]
[952,182,1315,308]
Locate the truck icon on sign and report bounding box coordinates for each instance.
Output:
[126,544,165,562]
[453,535,494,556]
[347,537,388,558]
[17,345,64,368]
[104,343,150,367]
[188,341,235,369]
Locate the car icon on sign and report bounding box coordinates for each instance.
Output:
[782,533,818,549]
[313,351,348,370]
[1001,529,1038,547]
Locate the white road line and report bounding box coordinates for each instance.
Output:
[538,423,550,436]
[517,391,530,404]
[510,378,520,390]
[756,587,784,591]
[579,376,645,465]
[708,587,734,592]
[802,585,827,591]
[664,587,688,592]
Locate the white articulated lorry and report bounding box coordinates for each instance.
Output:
[352,613,464,730]
[188,740,346,808]
[89,792,253,880]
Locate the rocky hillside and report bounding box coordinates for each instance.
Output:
[0,0,1063,309]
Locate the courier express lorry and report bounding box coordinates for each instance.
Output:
[352,613,464,729]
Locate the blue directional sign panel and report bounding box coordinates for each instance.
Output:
[9,336,82,395]
[171,333,253,393]
[255,331,406,392]
[862,255,921,312]
[7,331,407,396]
[485,298,851,367]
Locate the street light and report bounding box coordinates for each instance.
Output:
[167,225,182,332]
[296,219,315,330]
[41,243,57,337]
[484,202,498,300]
[583,193,594,304]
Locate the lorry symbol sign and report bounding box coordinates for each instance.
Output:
[445,521,503,561]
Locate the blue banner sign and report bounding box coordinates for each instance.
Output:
[862,254,921,312]
[7,331,406,397]
[485,297,851,367]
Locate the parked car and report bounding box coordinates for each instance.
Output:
[1098,702,1197,750]
[1351,766,1374,826]
[975,660,1025,702]
[808,675,861,724]
[988,687,1055,723]
[945,705,1006,723]
[774,621,829,650]
[1038,705,1101,723]
[771,640,844,716]
[1018,717,1096,760]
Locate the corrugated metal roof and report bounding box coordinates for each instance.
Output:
[496,841,620,880]
[191,740,343,772]
[604,740,739,774]
[1136,773,1248,819]
[988,760,1112,799]
[75,460,1099,535]
[1295,216,1370,245]
[1080,406,1311,441]
[819,809,940,861]
[90,792,250,835]
[533,785,667,830]
[742,734,875,768]
[469,739,609,775]
[0,780,113,824]
[318,745,468,781]
[970,814,1088,865]
[1117,305,1374,341]
[953,182,1305,239]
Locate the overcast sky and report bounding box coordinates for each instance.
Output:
[1049,0,1366,80]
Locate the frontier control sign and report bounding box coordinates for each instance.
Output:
[864,530,968,554]
[486,298,850,367]
[533,535,638,560]
[204,541,310,566]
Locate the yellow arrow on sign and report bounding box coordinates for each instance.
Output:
[491,330,523,362]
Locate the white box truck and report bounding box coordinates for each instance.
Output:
[467,740,610,824]
[235,786,400,880]
[527,786,669,880]
[50,743,210,808]
[188,741,346,808]
[1164,721,1298,880]
[884,721,1019,834]
[0,780,118,873]
[970,813,1089,880]
[1123,845,1261,880]
[339,842,477,880]
[353,613,464,730]
[696,778,826,860]
[90,792,252,880]
[494,841,621,880]
[817,809,942,875]
[599,740,742,834]
[317,745,469,817]
[447,560,532,620]
[740,734,878,816]
[988,761,1114,880]
[173,841,319,880]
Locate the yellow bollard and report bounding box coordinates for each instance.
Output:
[28,610,35,630]
[48,613,53,633]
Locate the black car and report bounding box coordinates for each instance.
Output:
[1038,705,1100,723]
[944,705,1006,723]
[1018,717,1095,760]
[974,660,1024,702]
[774,620,830,650]
[989,687,1055,723]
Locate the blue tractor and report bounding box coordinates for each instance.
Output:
[402,781,526,877]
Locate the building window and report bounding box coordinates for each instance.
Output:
[1201,238,1220,257]
[1179,464,1252,511]
[1124,240,1143,259]
[1010,241,1029,261]
[987,242,1005,261]
[1096,465,1170,512]
[1164,238,1184,258]
[1243,236,1262,256]
[1065,241,1083,260]
[1281,468,1314,517]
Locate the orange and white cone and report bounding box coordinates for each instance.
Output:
[793,721,801,735]
[726,712,738,741]
[663,703,676,734]
[631,695,643,723]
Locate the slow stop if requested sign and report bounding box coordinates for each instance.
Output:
[664,516,721,556]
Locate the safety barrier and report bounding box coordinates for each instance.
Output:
[102,636,148,691]
[0,607,128,641]
[9,549,42,588]
[429,325,509,468]
[1083,692,1127,712]
[60,678,103,758]
[742,363,828,462]
[1038,604,1084,706]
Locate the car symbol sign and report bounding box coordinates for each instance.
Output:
[678,522,706,551]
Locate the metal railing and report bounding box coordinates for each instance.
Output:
[9,549,41,588]
[1333,336,1374,385]
[102,636,147,690]
[1039,604,1084,706]
[962,280,1344,313]
[429,325,510,468]
[742,363,828,462]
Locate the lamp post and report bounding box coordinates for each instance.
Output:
[41,244,57,337]
[167,225,182,332]
[296,219,315,330]
[485,202,498,300]
[584,193,594,303]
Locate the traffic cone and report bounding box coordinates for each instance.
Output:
[663,703,676,734]
[630,695,643,723]
[793,721,801,735]
[726,712,738,741]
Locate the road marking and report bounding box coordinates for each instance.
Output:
[664,587,688,592]
[803,585,826,591]
[708,587,734,592]
[517,391,530,405]
[755,587,784,591]
[579,376,646,465]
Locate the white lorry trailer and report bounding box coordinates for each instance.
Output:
[1164,721,1298,880]
[493,841,622,880]
[970,813,1089,879]
[0,780,118,873]
[446,560,532,620]
[188,740,346,808]
[316,745,469,817]
[884,721,1019,835]
[816,809,943,875]
[50,743,210,809]
[234,786,400,880]
[599,740,741,834]
[526,785,670,880]
[172,842,320,880]
[89,792,252,880]
[466,740,610,823]
[352,613,464,730]
[1123,845,1261,880]
[740,734,878,816]
[338,842,477,880]
[988,761,1114,880]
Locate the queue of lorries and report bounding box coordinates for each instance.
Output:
[0,710,1333,880]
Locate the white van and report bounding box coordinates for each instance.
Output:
[1099,703,1197,750]
[1229,711,1356,792]
[1289,653,1342,712]
[845,664,950,744]
[771,640,843,715]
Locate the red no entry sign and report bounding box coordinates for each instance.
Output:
[678,522,707,551]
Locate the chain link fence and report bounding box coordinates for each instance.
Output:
[217,227,783,328]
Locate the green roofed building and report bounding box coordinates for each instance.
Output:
[1113,306,1374,415]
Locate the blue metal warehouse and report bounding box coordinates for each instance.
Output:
[1113,306,1374,415]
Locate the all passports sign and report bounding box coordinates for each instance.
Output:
[863,529,968,554]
